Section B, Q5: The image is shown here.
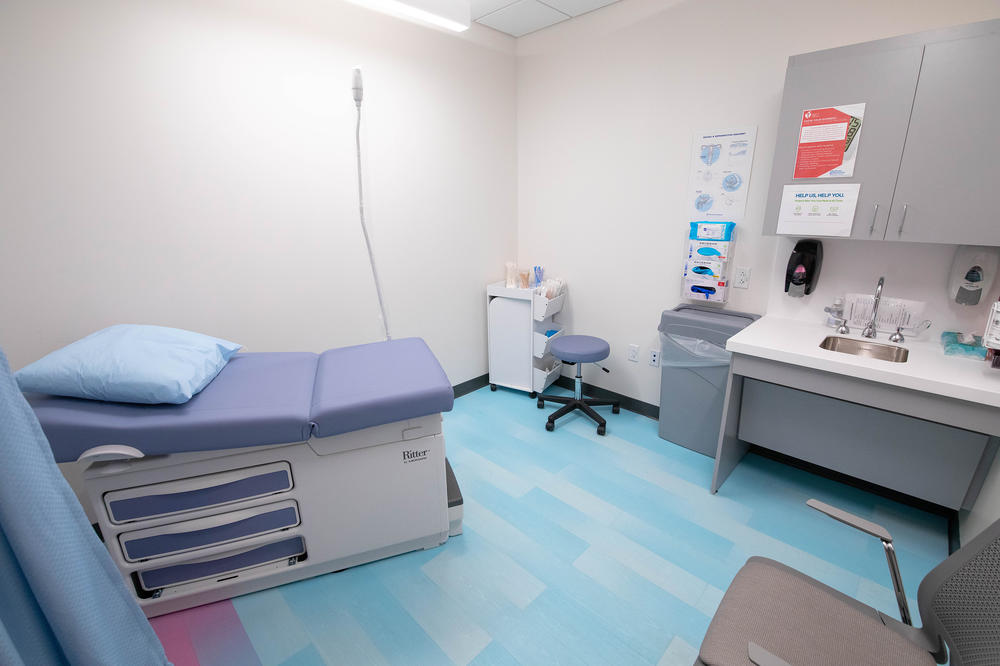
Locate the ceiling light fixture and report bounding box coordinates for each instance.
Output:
[345,0,470,32]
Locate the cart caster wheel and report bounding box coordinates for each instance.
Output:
[597,424,606,436]
[545,421,555,432]
[537,399,545,408]
[612,405,620,414]
[490,384,497,391]
[529,391,537,399]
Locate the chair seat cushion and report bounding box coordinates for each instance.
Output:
[550,335,610,363]
[699,557,935,666]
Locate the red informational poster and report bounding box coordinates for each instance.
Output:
[792,103,865,179]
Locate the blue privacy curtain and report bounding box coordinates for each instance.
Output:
[0,347,169,666]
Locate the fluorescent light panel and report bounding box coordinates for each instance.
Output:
[347,0,471,32]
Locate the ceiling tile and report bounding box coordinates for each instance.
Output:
[470,0,516,20]
[476,0,569,37]
[539,0,619,17]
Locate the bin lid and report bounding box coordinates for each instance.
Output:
[658,304,759,348]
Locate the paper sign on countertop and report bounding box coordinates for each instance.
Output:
[776,183,860,237]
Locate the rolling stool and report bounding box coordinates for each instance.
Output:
[538,335,619,435]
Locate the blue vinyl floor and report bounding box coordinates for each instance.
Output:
[219,385,949,665]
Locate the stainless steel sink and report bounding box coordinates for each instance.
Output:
[818,336,909,363]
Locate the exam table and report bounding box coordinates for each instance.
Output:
[26,337,464,617]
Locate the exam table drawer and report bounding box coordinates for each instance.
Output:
[119,500,300,562]
[104,462,293,523]
[137,536,306,591]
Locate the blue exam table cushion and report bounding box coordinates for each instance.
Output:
[28,338,454,463]
[15,324,242,405]
[310,338,455,437]
[28,352,318,463]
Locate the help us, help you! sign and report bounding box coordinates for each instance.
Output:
[793,103,865,178]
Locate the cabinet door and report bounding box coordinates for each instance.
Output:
[763,45,924,239]
[487,297,532,391]
[888,31,1000,244]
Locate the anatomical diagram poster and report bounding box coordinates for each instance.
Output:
[687,127,757,221]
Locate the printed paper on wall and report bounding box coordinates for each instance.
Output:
[793,103,865,178]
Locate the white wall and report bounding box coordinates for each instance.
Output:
[766,237,1000,335]
[516,0,1000,406]
[0,0,517,384]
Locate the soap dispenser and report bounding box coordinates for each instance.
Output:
[785,240,823,297]
[949,245,998,306]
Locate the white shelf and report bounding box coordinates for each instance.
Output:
[532,327,563,359]
[533,292,565,321]
[486,282,534,300]
[533,361,563,393]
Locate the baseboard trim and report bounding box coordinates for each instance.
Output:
[552,376,659,420]
[453,373,489,398]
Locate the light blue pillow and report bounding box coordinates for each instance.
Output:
[15,325,242,404]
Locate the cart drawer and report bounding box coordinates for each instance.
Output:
[138,536,305,591]
[105,462,293,523]
[119,500,300,562]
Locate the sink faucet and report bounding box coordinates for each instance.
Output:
[862,276,885,339]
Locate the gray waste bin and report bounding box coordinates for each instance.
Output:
[658,304,759,457]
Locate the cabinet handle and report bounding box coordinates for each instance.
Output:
[897,203,908,236]
[869,203,879,235]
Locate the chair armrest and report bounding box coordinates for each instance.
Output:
[748,642,792,666]
[806,498,912,626]
[806,499,892,542]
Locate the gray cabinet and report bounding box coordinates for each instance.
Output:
[738,378,990,509]
[889,32,1000,244]
[763,20,1000,245]
[762,45,923,240]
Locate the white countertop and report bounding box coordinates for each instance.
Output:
[726,316,1000,408]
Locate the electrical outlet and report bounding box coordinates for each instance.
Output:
[733,266,751,289]
[628,344,639,362]
[649,349,659,367]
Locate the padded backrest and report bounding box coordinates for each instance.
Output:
[918,517,1000,666]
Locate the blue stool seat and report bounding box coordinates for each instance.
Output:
[550,335,610,364]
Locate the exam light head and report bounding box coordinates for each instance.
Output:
[352,68,363,107]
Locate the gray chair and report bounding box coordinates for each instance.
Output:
[696,499,1000,666]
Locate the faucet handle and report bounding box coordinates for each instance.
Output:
[888,326,904,344]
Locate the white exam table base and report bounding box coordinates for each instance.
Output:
[78,414,454,617]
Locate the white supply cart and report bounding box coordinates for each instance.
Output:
[487,281,565,396]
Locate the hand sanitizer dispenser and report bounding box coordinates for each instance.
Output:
[949,246,998,306]
[784,240,822,297]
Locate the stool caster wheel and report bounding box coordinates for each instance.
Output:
[597,424,606,436]
[612,405,620,414]
[545,421,554,432]
[490,384,497,392]
[537,399,545,409]
[529,391,537,399]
